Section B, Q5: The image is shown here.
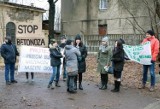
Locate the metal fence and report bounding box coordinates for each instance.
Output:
[55,34,145,53]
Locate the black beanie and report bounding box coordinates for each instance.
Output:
[75,34,81,40]
[146,30,155,36]
[66,39,73,45]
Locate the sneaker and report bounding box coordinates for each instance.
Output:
[6,81,11,85]
[50,83,55,89]
[11,80,18,83]
[149,86,155,92]
[55,82,61,87]
[47,83,52,88]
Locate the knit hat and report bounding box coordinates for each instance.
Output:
[102,36,109,42]
[75,34,81,40]
[66,39,73,45]
[146,30,155,36]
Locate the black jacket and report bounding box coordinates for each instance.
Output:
[112,48,125,72]
[50,47,62,67]
[76,45,88,73]
[1,43,19,64]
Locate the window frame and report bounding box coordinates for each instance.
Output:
[99,0,108,10]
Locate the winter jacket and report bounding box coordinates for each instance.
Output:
[76,45,87,73]
[112,48,125,72]
[142,36,159,61]
[1,43,19,64]
[59,43,66,65]
[97,45,112,74]
[49,46,62,67]
[65,45,81,76]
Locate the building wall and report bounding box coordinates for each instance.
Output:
[61,0,155,36]
[0,4,47,47]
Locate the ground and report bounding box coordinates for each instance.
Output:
[0,55,160,109]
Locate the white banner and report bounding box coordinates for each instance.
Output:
[123,41,152,65]
[18,46,52,73]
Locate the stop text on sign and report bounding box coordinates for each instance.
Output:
[18,25,38,34]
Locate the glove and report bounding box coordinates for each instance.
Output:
[151,60,155,63]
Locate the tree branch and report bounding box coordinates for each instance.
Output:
[54,0,58,3]
[118,0,146,34]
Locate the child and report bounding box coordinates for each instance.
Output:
[26,72,34,82]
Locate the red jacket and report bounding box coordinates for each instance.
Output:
[142,36,159,61]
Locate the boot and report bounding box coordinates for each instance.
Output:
[55,81,61,87]
[111,80,117,92]
[47,82,52,88]
[111,81,120,92]
[74,76,77,90]
[99,82,104,89]
[99,75,104,89]
[79,82,83,90]
[99,75,107,90]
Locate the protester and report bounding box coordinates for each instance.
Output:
[111,39,125,92]
[139,30,159,91]
[48,39,63,89]
[59,35,67,81]
[97,36,112,90]
[26,72,34,82]
[65,39,81,93]
[74,34,88,90]
[1,37,19,85]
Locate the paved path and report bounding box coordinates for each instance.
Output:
[0,70,158,109]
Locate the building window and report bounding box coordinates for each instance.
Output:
[6,22,16,44]
[99,0,107,10]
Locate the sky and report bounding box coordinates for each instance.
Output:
[9,0,61,20]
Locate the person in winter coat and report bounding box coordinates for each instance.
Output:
[139,30,159,92]
[1,37,19,85]
[59,35,67,81]
[97,36,112,90]
[74,34,88,90]
[65,39,81,93]
[48,39,63,89]
[111,39,125,92]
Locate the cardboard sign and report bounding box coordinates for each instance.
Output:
[123,41,152,65]
[18,46,52,73]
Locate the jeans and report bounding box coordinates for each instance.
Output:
[49,65,60,84]
[67,75,76,91]
[63,64,67,79]
[5,63,15,82]
[143,62,155,86]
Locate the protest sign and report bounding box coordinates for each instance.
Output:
[18,46,52,73]
[123,41,152,65]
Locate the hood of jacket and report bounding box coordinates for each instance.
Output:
[65,45,74,50]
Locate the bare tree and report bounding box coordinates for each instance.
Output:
[48,0,58,45]
[118,0,160,39]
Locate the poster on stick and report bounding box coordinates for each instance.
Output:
[123,41,152,65]
[18,46,52,73]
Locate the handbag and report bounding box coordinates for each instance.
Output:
[104,66,114,74]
